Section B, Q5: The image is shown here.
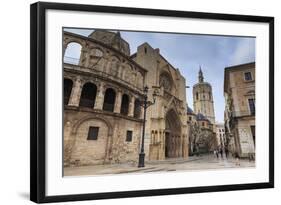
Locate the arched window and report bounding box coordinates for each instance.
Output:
[64,79,73,105]
[159,73,172,92]
[64,42,82,65]
[120,94,129,115]
[134,99,141,118]
[196,92,199,100]
[103,88,116,112]
[79,83,97,108]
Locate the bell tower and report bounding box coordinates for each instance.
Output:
[198,66,204,83]
[193,66,215,124]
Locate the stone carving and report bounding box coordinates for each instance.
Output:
[160,73,172,92]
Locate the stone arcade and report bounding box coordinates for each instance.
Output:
[63,30,189,167]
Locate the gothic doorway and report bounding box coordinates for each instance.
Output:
[165,109,182,158]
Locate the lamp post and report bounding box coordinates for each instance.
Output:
[138,86,157,168]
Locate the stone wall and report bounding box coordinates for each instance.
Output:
[224,62,255,157]
[63,30,190,166]
[64,109,142,166]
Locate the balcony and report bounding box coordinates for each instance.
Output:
[64,56,80,65]
[63,61,144,94]
[231,110,255,118]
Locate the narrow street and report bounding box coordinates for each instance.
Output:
[64,154,255,176]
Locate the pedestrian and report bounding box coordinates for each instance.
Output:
[214,149,218,158]
[234,152,240,166]
[219,148,223,158]
[225,147,229,159]
[248,153,254,162]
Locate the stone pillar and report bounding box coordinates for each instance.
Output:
[179,135,183,157]
[128,95,135,117]
[63,43,67,58]
[82,48,90,67]
[114,90,122,113]
[94,82,105,110]
[68,78,83,107]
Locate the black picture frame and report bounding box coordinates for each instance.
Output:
[30,1,274,203]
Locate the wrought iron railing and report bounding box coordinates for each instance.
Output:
[231,110,255,118]
[64,56,79,65]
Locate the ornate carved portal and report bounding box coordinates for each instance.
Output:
[165,109,182,158]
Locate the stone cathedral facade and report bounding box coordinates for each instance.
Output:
[63,30,189,167]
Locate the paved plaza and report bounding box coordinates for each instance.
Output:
[64,155,255,176]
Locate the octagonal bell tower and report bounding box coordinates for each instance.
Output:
[193,66,215,124]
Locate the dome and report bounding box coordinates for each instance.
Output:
[187,106,194,114]
[196,113,208,121]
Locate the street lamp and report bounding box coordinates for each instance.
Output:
[138,86,158,168]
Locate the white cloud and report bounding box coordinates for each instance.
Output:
[231,38,255,65]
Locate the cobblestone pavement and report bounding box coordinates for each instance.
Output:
[64,155,255,176]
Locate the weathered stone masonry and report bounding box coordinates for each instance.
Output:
[63,30,189,167]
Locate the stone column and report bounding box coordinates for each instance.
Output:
[82,48,90,67]
[63,43,67,58]
[128,95,135,117]
[94,82,105,110]
[68,78,83,107]
[114,90,122,113]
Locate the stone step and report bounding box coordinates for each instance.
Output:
[147,157,202,165]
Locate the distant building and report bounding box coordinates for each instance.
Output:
[215,123,225,149]
[186,67,217,155]
[187,67,218,155]
[224,62,255,158]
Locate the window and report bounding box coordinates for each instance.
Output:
[248,98,255,115]
[134,99,141,118]
[93,48,103,57]
[251,125,255,146]
[64,42,82,65]
[144,47,147,54]
[196,92,199,100]
[64,79,73,105]
[159,73,172,92]
[244,72,253,81]
[126,130,133,142]
[120,94,129,115]
[87,127,99,140]
[103,88,116,112]
[189,116,192,121]
[79,83,97,108]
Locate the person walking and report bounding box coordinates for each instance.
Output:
[219,147,223,159]
[234,152,240,166]
[225,147,229,159]
[214,149,219,159]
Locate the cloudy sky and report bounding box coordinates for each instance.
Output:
[64,28,255,123]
